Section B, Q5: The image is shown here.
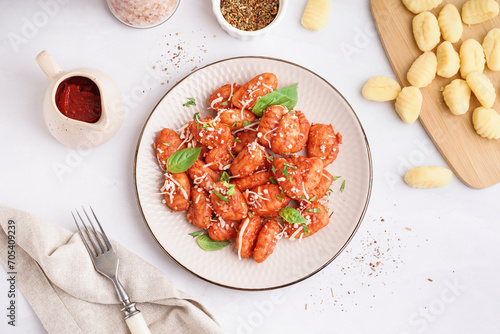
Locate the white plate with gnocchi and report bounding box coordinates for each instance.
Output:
[134,57,372,290]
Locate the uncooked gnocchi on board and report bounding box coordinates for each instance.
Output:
[403,0,443,14]
[438,4,463,43]
[412,11,441,52]
[442,79,471,115]
[362,76,402,102]
[395,86,423,124]
[460,39,486,78]
[436,41,460,78]
[407,51,437,87]
[404,166,453,188]
[462,0,499,25]
[301,0,331,31]
[472,107,500,139]
[483,28,500,71]
[466,71,496,108]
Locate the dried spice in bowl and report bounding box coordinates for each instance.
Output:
[220,0,279,31]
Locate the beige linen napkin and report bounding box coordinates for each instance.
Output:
[0,207,224,334]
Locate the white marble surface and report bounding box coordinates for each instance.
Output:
[0,0,499,333]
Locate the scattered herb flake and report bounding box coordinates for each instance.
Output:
[163,142,171,146]
[269,176,277,184]
[332,176,342,181]
[219,171,230,183]
[220,100,229,106]
[248,212,254,217]
[214,190,229,204]
[306,208,321,213]
[340,180,346,192]
[188,230,204,238]
[183,97,196,107]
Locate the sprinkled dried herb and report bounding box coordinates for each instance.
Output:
[220,0,279,31]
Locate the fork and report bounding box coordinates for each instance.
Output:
[72,206,151,334]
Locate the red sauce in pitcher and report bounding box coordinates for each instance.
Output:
[55,76,101,123]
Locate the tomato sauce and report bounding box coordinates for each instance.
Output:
[55,76,101,123]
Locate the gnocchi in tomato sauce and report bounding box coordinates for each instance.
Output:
[153,73,343,263]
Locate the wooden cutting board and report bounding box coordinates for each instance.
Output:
[371,0,500,189]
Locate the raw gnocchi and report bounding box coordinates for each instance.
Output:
[413,11,441,52]
[436,41,460,78]
[466,71,496,108]
[403,0,443,14]
[395,86,423,124]
[442,79,471,115]
[301,0,331,31]
[407,51,437,88]
[462,0,499,25]
[483,28,500,71]
[460,39,486,78]
[472,107,500,139]
[404,166,453,188]
[438,4,463,43]
[362,76,402,101]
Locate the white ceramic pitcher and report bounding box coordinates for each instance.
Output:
[36,50,125,149]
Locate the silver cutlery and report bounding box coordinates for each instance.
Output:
[72,206,151,334]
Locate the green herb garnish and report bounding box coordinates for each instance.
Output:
[193,112,200,120]
[166,147,201,173]
[279,207,309,236]
[214,190,229,204]
[267,155,274,162]
[226,184,236,196]
[163,142,171,146]
[306,208,321,213]
[196,234,230,251]
[252,84,298,117]
[269,176,277,184]
[310,195,317,202]
[276,195,283,200]
[340,180,346,193]
[219,171,230,183]
[220,100,229,106]
[233,137,242,143]
[183,97,196,107]
[271,165,277,173]
[242,120,252,127]
[332,176,341,181]
[188,230,204,238]
[248,212,254,217]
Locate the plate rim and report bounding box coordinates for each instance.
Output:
[133,56,373,291]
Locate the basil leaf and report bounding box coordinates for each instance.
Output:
[196,234,230,251]
[166,147,201,173]
[252,84,298,117]
[219,171,230,183]
[188,230,204,238]
[279,207,309,236]
[214,190,229,204]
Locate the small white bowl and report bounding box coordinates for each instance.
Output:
[212,0,287,40]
